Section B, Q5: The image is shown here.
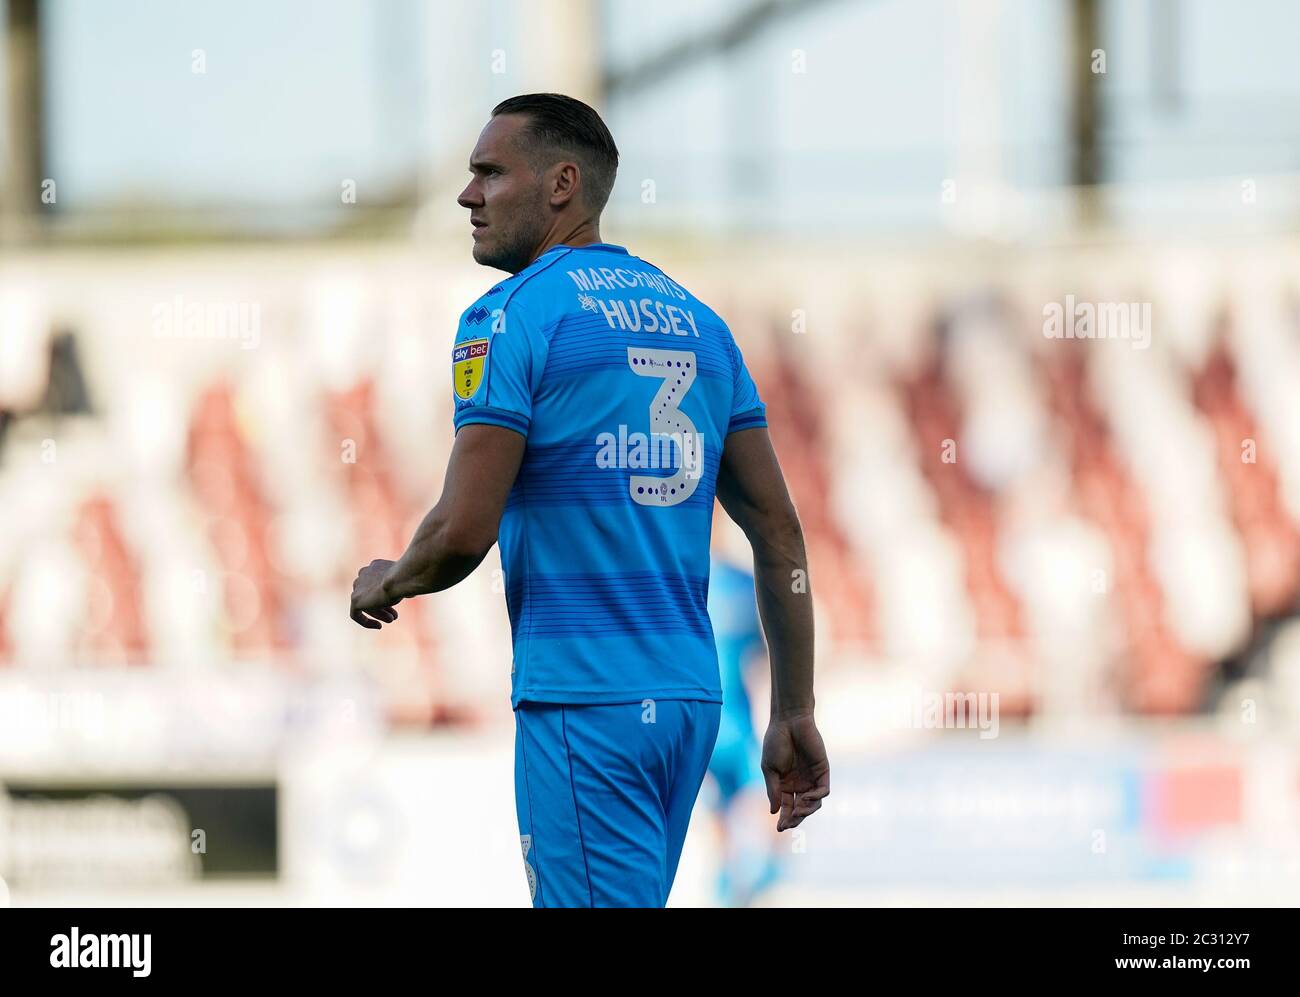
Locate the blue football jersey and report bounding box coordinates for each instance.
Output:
[451,242,767,707]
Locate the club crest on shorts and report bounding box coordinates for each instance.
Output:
[452,338,489,400]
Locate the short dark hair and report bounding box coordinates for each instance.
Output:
[491,93,619,214]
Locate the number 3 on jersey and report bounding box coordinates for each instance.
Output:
[627,346,702,508]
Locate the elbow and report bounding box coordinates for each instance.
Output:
[750,503,805,555]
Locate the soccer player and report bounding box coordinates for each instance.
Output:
[349,93,828,908]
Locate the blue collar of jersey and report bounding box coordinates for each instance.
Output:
[540,242,629,256]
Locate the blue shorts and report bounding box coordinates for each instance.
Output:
[513,699,722,908]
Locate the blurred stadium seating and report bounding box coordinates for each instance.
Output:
[5,244,1300,730]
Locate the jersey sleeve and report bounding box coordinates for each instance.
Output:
[726,334,768,435]
[451,296,549,438]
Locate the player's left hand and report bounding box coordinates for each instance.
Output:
[350,559,401,629]
[761,713,830,832]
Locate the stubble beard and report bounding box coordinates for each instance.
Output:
[474,203,548,275]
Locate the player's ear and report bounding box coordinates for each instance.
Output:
[548,161,581,209]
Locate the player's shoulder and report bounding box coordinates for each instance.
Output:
[456,249,584,333]
[456,270,525,326]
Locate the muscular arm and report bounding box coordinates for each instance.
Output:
[714,426,814,720]
[382,423,525,601]
[716,425,826,830]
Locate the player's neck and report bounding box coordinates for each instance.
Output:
[529,219,603,266]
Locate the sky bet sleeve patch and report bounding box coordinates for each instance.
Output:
[450,288,549,437]
[452,337,490,400]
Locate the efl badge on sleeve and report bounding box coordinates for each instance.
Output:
[452,338,489,400]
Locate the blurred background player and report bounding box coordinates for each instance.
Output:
[706,512,784,907]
